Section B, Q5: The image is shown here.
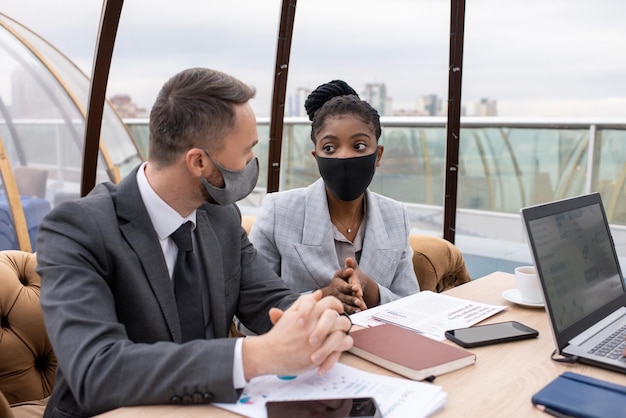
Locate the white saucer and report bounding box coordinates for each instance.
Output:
[502,288,544,308]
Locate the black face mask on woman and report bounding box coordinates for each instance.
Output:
[316,149,378,201]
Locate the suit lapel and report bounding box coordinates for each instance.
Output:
[115,171,183,342]
[195,210,228,338]
[295,180,341,286]
[358,191,397,285]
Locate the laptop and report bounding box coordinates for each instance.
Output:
[521,192,626,373]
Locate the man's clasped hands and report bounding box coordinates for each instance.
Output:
[242,289,353,381]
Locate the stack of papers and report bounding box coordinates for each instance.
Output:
[351,290,506,341]
[214,292,503,417]
[214,363,446,418]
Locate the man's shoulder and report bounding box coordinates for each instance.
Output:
[197,202,242,225]
[41,184,119,231]
[54,183,116,210]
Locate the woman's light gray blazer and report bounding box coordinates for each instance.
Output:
[249,179,419,304]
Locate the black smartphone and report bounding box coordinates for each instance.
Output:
[445,321,538,348]
[266,397,382,418]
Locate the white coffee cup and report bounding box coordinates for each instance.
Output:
[514,266,544,304]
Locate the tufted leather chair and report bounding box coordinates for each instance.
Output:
[241,215,255,235]
[0,250,56,415]
[410,234,471,292]
[1,390,14,418]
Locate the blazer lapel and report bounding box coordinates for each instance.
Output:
[115,171,183,342]
[295,180,341,287]
[195,210,228,338]
[358,190,398,285]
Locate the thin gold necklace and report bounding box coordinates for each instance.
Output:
[331,210,362,233]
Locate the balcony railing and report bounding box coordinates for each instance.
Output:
[127,116,625,215]
[126,116,626,275]
[2,116,623,274]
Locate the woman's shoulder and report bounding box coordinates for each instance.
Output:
[367,190,406,212]
[264,179,325,206]
[264,186,307,206]
[257,187,311,222]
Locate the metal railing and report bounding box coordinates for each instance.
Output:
[128,116,626,260]
[128,117,625,218]
[2,116,622,269]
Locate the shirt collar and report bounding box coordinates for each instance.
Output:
[136,162,197,240]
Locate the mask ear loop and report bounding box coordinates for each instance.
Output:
[550,349,579,363]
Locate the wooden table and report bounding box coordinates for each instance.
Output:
[97,272,625,417]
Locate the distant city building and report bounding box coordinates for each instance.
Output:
[391,94,446,117]
[424,94,440,116]
[414,94,444,116]
[361,83,388,116]
[286,87,311,117]
[286,85,496,118]
[462,98,498,116]
[477,97,498,116]
[109,94,148,118]
[391,108,422,116]
[440,100,449,116]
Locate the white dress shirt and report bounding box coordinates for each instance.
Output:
[136,162,247,388]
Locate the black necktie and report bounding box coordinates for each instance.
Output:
[170,222,205,342]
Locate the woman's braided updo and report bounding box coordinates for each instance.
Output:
[304,80,382,145]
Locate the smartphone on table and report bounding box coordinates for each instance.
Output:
[445,320,538,348]
[266,397,382,418]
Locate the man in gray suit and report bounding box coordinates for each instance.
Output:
[36,68,353,418]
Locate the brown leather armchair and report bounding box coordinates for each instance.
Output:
[0,250,56,416]
[1,390,14,418]
[410,234,470,292]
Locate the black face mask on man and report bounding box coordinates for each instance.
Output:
[316,149,378,202]
[200,149,259,206]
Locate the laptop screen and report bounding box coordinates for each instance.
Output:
[526,199,624,333]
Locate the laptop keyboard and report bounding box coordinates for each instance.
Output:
[588,324,626,361]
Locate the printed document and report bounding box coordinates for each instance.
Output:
[214,362,446,418]
[351,290,506,340]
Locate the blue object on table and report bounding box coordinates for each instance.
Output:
[531,371,626,418]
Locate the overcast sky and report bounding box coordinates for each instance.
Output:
[2,0,626,117]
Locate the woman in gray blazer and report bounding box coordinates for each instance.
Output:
[250,80,419,314]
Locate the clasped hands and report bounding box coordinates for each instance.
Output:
[242,290,353,381]
[323,257,380,314]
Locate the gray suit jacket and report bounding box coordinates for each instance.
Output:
[36,166,298,417]
[249,179,419,304]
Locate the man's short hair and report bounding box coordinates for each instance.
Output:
[148,68,256,166]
